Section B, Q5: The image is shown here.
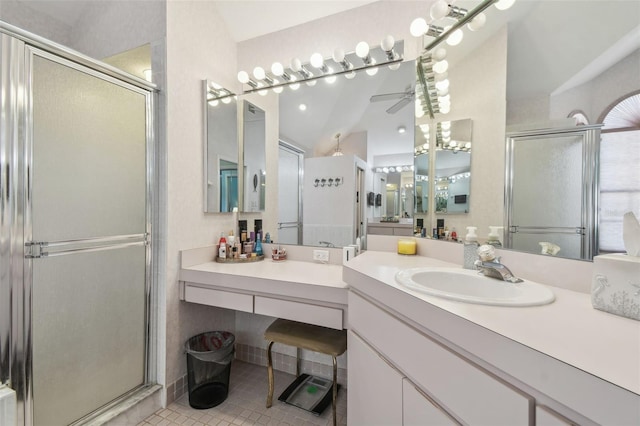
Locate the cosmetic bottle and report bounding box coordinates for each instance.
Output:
[255,233,264,256]
[487,226,503,248]
[218,232,227,259]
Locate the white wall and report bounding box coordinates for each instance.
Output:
[421,27,508,241]
[165,0,239,388]
[550,49,640,124]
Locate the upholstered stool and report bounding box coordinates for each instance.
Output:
[264,318,347,426]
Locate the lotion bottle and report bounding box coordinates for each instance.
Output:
[487,226,503,247]
[463,226,478,269]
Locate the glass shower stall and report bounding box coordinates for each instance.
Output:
[1,23,156,425]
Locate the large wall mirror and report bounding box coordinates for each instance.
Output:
[414,0,640,261]
[241,100,266,212]
[272,57,415,248]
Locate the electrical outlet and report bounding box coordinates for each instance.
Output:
[313,249,330,263]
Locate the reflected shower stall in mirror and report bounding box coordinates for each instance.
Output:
[204,80,238,213]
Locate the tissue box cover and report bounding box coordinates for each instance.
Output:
[591,254,640,321]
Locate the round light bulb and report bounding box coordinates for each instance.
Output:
[446,28,464,46]
[258,89,268,96]
[388,63,401,71]
[432,60,449,74]
[382,167,389,173]
[441,121,451,130]
[495,0,516,11]
[299,104,307,111]
[410,17,428,37]
[237,71,250,84]
[208,99,219,107]
[271,62,284,76]
[310,52,324,69]
[430,0,450,20]
[355,41,370,59]
[381,35,395,52]
[465,142,472,149]
[333,48,345,63]
[416,107,425,119]
[365,65,378,76]
[449,141,457,147]
[306,80,317,87]
[437,87,449,97]
[253,66,266,80]
[290,82,300,91]
[440,104,451,114]
[467,13,486,31]
[435,78,449,91]
[345,71,356,79]
[221,97,232,104]
[273,86,283,94]
[432,47,447,62]
[434,71,448,82]
[209,81,222,90]
[290,58,302,72]
[325,75,337,84]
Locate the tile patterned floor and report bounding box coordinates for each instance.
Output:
[139,361,347,426]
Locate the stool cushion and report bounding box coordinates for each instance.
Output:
[265,319,347,356]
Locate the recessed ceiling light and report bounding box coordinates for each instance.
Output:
[299,104,307,111]
[398,126,406,134]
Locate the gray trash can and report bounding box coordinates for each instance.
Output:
[185,331,235,409]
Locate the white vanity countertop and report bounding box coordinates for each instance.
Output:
[180,258,347,305]
[344,251,640,396]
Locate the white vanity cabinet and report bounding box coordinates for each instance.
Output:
[349,291,533,425]
[347,331,403,425]
[403,379,458,426]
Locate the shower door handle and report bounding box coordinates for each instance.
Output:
[25,233,148,259]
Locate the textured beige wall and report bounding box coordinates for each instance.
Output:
[165,0,239,386]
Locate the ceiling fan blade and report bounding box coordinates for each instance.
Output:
[386,96,411,114]
[370,92,407,102]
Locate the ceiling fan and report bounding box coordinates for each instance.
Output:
[370,85,415,114]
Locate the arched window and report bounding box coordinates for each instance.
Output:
[598,91,640,253]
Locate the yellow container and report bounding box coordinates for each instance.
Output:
[397,239,417,255]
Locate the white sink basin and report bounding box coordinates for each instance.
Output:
[395,267,555,307]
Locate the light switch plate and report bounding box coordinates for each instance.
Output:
[313,249,330,262]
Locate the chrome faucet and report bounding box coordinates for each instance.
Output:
[474,259,523,283]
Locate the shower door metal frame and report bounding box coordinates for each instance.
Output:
[504,125,601,260]
[0,21,158,426]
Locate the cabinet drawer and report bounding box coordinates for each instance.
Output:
[184,285,253,313]
[255,296,343,330]
[367,226,393,235]
[349,292,532,425]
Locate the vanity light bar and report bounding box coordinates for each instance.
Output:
[373,165,414,173]
[206,81,237,104]
[238,38,405,95]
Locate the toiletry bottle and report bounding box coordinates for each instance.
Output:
[463,226,478,269]
[451,228,457,242]
[487,226,503,247]
[218,232,227,259]
[255,233,264,256]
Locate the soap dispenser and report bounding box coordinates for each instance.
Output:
[487,226,503,248]
[463,226,479,269]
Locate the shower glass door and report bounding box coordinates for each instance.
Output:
[27,49,150,425]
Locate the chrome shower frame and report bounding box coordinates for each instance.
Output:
[0,20,159,426]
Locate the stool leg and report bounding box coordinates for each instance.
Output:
[296,347,301,377]
[266,341,275,408]
[332,355,338,426]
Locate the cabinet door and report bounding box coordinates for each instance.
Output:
[403,379,459,426]
[348,331,403,425]
[536,405,575,426]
